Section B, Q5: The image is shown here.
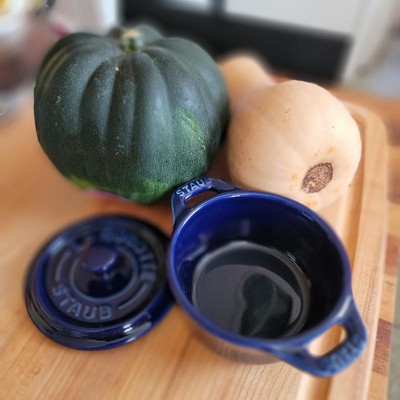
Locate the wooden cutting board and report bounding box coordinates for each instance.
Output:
[0,101,388,399]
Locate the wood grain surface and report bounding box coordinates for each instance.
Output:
[0,95,395,400]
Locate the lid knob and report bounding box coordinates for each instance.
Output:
[74,244,131,297]
[80,245,118,278]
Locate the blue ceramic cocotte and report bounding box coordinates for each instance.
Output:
[167,177,367,377]
[25,177,367,377]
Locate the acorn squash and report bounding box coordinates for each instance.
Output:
[34,25,229,203]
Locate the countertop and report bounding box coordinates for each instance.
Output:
[0,87,399,399]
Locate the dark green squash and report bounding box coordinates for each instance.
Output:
[34,25,229,203]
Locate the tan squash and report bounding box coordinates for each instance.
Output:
[227,80,362,210]
[218,52,275,110]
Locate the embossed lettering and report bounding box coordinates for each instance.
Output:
[67,301,82,317]
[99,306,112,320]
[51,284,112,321]
[141,262,157,271]
[139,252,155,263]
[59,297,74,307]
[99,230,153,260]
[82,305,97,320]
[132,241,148,255]
[52,283,68,297]
[176,178,212,197]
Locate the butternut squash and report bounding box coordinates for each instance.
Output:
[227,80,361,210]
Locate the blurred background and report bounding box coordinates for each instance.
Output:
[122,0,400,92]
[1,0,400,120]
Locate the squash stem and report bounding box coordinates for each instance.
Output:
[120,29,143,52]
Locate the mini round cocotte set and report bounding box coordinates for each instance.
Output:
[26,25,367,377]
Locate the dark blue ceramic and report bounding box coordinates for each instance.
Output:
[167,177,367,377]
[25,215,173,350]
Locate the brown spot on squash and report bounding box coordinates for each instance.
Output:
[327,146,336,154]
[291,173,298,181]
[305,201,317,207]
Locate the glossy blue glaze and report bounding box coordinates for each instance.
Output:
[167,177,367,376]
[25,215,173,350]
